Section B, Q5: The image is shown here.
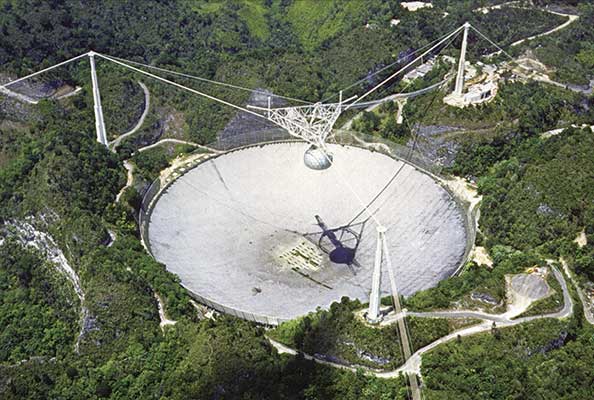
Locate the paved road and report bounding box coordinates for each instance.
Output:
[382,309,509,325]
[267,266,573,378]
[559,258,594,325]
[483,7,578,58]
[510,10,578,47]
[379,266,572,376]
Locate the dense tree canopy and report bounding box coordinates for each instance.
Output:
[1,1,594,399]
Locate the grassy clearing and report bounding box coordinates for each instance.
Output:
[286,0,365,51]
[238,0,270,41]
[404,248,550,313]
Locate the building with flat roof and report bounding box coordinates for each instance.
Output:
[401,2,433,12]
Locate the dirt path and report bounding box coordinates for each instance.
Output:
[55,86,82,100]
[115,160,134,203]
[155,293,176,331]
[267,337,360,373]
[0,85,38,104]
[109,81,150,150]
[541,124,594,139]
[574,229,587,248]
[475,1,522,14]
[106,229,116,247]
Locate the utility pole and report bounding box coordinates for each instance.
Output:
[88,51,107,146]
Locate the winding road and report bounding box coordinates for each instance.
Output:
[268,266,575,378]
[559,258,594,325]
[109,81,150,150]
[510,9,579,47]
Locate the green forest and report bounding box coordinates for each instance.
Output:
[1,0,594,399]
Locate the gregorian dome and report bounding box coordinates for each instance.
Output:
[303,145,333,170]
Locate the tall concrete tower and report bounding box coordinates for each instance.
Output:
[366,225,421,400]
[88,51,107,146]
[367,225,387,323]
[454,22,471,96]
[444,22,471,108]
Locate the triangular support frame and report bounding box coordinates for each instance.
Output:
[248,91,356,150]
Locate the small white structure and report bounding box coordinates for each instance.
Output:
[390,18,401,27]
[400,1,433,12]
[403,57,435,82]
[445,71,499,108]
[463,81,498,104]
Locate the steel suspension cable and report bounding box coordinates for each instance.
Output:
[345,74,446,227]
[101,54,313,105]
[97,53,330,150]
[345,25,463,110]
[0,52,89,90]
[341,29,460,226]
[344,24,514,226]
[470,25,514,60]
[95,52,270,121]
[348,30,462,110]
[323,27,463,104]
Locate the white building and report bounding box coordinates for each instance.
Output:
[400,2,433,12]
[463,80,498,104]
[444,67,500,108]
[403,58,435,82]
